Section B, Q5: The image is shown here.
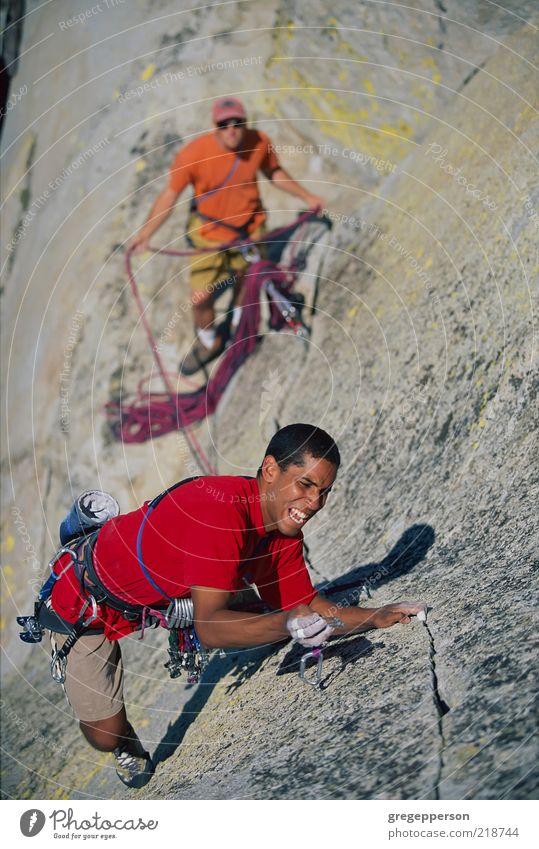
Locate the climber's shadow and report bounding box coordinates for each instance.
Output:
[275,522,435,681]
[318,637,385,689]
[153,524,434,764]
[153,640,284,766]
[152,651,237,766]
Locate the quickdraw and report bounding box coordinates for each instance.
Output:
[50,595,99,684]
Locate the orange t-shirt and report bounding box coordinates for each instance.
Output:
[168,129,281,241]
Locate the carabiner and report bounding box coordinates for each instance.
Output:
[78,595,99,626]
[48,546,81,580]
[51,652,67,684]
[240,245,261,264]
[50,595,99,685]
[299,647,324,687]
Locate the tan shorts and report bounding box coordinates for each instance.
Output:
[48,630,125,723]
[187,215,266,295]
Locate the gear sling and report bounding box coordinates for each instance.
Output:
[17,478,210,685]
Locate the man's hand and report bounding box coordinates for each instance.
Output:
[373,601,427,629]
[285,604,335,647]
[128,186,180,255]
[270,169,325,211]
[303,192,324,211]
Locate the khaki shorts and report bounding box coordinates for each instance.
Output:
[187,215,266,296]
[48,630,125,723]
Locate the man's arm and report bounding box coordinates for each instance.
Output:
[309,593,426,635]
[129,186,180,254]
[269,167,324,210]
[192,586,332,649]
[192,585,425,650]
[192,586,290,648]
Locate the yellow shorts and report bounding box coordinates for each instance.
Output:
[187,216,266,297]
[48,630,125,722]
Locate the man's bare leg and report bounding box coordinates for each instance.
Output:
[191,291,221,352]
[79,706,130,752]
[80,707,154,788]
[231,269,246,329]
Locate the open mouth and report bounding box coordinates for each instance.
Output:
[288,507,311,526]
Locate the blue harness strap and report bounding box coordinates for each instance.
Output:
[135,477,198,602]
[136,475,264,600]
[136,506,174,601]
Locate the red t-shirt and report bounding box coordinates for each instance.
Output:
[51,477,317,640]
[168,129,281,241]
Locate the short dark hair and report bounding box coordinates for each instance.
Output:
[260,423,340,473]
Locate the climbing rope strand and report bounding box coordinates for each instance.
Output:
[146,207,318,262]
[123,246,214,473]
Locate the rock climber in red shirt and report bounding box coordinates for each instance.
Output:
[129,97,323,375]
[45,423,425,788]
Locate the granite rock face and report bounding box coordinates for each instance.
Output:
[1,1,537,799]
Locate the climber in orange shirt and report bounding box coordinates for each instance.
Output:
[129,97,323,375]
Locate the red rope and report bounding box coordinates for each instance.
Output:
[104,209,319,469]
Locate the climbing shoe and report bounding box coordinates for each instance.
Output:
[113,733,155,789]
[179,334,225,376]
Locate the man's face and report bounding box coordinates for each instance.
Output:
[215,118,246,151]
[260,453,338,537]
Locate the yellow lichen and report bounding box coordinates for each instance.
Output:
[140,64,156,82]
[1,534,15,553]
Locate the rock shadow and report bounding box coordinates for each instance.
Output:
[317,523,435,600]
[275,523,435,683]
[153,651,232,766]
[153,638,284,766]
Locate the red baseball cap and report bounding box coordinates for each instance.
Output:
[212,97,247,124]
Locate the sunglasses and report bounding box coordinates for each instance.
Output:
[216,118,245,130]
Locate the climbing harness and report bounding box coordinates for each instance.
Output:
[17,545,77,643]
[17,538,103,684]
[186,153,261,244]
[50,595,99,684]
[19,475,354,691]
[104,208,328,468]
[133,477,212,682]
[17,480,213,685]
